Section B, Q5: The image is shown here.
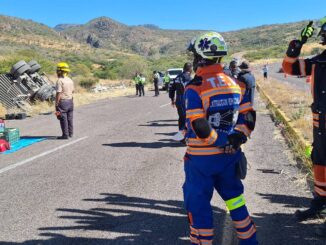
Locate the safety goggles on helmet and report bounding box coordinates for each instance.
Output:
[188,32,228,60]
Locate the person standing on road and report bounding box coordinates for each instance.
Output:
[163,72,170,91]
[138,73,146,97]
[238,61,256,106]
[169,62,192,141]
[133,73,140,96]
[282,18,326,236]
[262,64,268,80]
[55,62,74,140]
[153,71,160,96]
[184,32,258,245]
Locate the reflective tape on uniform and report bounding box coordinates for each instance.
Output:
[315,180,326,187]
[186,108,205,119]
[313,121,320,128]
[235,124,251,137]
[233,216,252,229]
[239,102,253,113]
[225,194,246,211]
[187,131,217,147]
[200,87,241,99]
[236,224,256,240]
[186,147,224,155]
[315,186,326,196]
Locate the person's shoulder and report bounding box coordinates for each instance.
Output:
[186,76,202,93]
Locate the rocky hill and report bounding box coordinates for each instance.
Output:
[0,14,321,64]
[55,16,316,56]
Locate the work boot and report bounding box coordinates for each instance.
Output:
[57,135,69,140]
[315,221,326,237]
[295,196,326,221]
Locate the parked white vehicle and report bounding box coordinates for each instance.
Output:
[167,68,183,80]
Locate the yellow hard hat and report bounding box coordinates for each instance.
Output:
[56,62,70,72]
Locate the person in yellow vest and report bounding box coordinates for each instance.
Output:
[55,62,74,140]
[138,73,146,97]
[133,73,140,96]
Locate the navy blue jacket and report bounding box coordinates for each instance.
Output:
[169,72,192,106]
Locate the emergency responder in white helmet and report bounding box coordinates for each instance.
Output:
[282,17,326,237]
[183,32,258,244]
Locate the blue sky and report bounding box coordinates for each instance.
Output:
[0,0,325,31]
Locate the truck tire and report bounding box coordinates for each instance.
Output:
[10,61,31,78]
[28,60,42,74]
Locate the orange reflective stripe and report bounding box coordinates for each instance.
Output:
[239,102,253,113]
[284,55,298,64]
[299,59,306,76]
[198,228,214,237]
[315,180,326,187]
[315,186,326,196]
[187,147,224,155]
[199,239,213,245]
[313,121,320,128]
[313,113,319,120]
[237,225,256,240]
[201,87,241,99]
[190,236,200,244]
[235,124,251,137]
[234,216,251,229]
[187,131,217,147]
[186,108,205,119]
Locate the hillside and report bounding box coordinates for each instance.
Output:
[0,14,323,80]
[56,16,320,57]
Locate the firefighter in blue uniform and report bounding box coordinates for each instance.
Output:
[282,17,326,236]
[183,32,258,245]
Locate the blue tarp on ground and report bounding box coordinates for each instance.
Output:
[2,137,46,154]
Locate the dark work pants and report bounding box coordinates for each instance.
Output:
[139,84,145,96]
[311,124,326,205]
[154,82,159,96]
[135,84,139,95]
[57,99,74,137]
[176,104,186,130]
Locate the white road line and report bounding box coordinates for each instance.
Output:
[160,102,171,108]
[0,136,88,175]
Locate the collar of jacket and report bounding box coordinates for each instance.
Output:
[196,63,224,76]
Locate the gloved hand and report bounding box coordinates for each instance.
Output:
[225,132,247,153]
[300,21,314,44]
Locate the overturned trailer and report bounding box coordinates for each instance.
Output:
[0,60,56,111]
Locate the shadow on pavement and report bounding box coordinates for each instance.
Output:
[103,140,184,148]
[253,193,325,245]
[138,119,178,128]
[0,193,227,245]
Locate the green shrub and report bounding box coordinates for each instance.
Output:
[79,78,98,88]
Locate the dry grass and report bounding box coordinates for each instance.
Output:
[256,75,313,143]
[0,103,7,118]
[25,86,135,116]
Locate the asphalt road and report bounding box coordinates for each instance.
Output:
[253,62,310,91]
[0,90,324,244]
